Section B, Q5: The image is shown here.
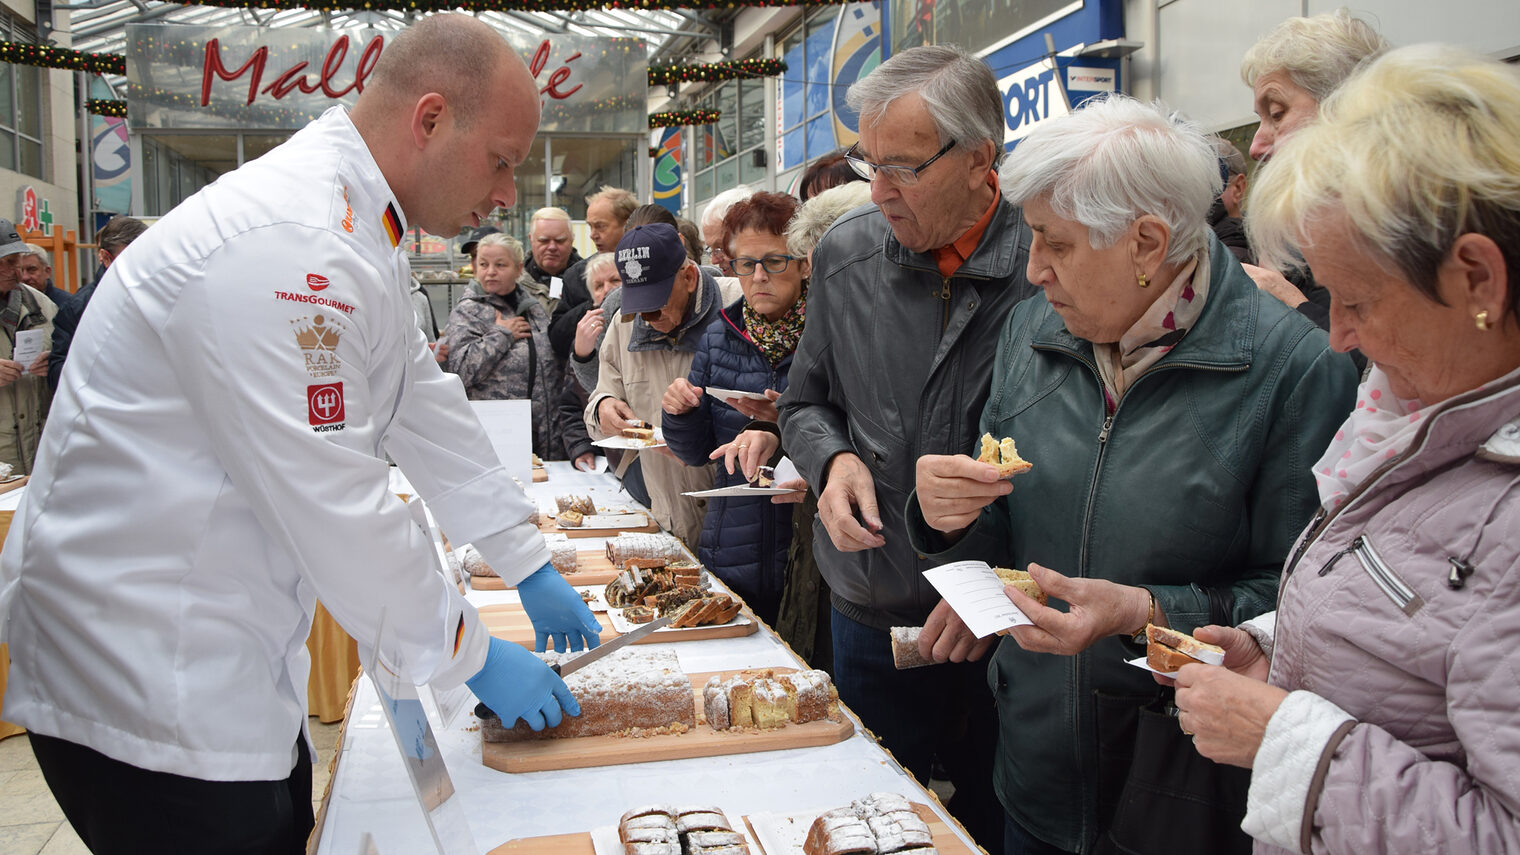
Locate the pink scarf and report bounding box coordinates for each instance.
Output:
[1312,366,1428,509]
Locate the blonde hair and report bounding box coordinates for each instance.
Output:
[529,207,572,226]
[1240,9,1388,101]
[586,186,638,224]
[1248,44,1520,316]
[474,232,525,264]
[787,182,873,258]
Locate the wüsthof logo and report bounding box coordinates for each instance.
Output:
[308,382,345,430]
[291,314,344,378]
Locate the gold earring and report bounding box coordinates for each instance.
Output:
[1476,310,1490,331]
[1137,272,1149,288]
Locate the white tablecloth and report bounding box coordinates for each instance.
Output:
[315,462,975,853]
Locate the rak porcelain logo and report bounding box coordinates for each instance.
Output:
[291,313,344,378]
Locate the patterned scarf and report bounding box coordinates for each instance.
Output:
[1312,366,1428,510]
[742,287,807,367]
[1094,253,1208,412]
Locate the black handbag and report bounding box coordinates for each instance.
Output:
[1095,690,1253,855]
[1096,587,1254,855]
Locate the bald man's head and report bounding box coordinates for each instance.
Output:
[360,14,517,129]
[350,14,541,238]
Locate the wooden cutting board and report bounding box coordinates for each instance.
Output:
[476,603,757,647]
[532,467,548,482]
[480,669,853,773]
[467,551,620,590]
[0,476,27,497]
[537,512,661,538]
[488,802,969,854]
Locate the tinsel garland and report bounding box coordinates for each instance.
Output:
[648,57,785,86]
[86,99,127,118]
[183,0,847,11]
[0,41,125,75]
[650,109,719,128]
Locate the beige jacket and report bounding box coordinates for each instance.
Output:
[584,274,739,548]
[0,284,57,474]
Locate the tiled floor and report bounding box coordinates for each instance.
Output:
[0,719,343,855]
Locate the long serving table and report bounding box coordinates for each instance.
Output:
[311,461,981,854]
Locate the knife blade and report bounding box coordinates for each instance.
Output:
[551,615,674,677]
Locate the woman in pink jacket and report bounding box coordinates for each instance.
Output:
[1170,47,1520,854]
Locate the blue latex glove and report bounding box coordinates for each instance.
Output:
[465,636,579,731]
[516,561,604,653]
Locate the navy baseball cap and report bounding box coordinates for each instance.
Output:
[616,223,688,316]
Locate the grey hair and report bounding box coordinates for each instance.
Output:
[846,44,1003,156]
[584,251,616,280]
[22,243,49,265]
[999,94,1220,265]
[1212,136,1247,178]
[787,183,874,258]
[700,185,756,232]
[474,232,525,264]
[1241,9,1389,102]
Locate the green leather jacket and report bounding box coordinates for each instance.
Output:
[907,235,1358,853]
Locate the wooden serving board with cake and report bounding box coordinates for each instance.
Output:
[477,647,852,773]
[489,796,969,854]
[476,603,757,647]
[540,493,660,537]
[467,550,621,590]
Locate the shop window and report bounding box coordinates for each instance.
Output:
[891,0,1075,57]
[0,17,45,181]
[775,3,881,174]
[692,60,768,204]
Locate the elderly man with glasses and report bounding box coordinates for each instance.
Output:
[778,44,1038,854]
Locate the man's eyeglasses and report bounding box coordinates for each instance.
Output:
[730,254,799,276]
[844,139,957,186]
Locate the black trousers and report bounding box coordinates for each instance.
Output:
[30,732,314,855]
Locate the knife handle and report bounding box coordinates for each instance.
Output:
[550,663,562,676]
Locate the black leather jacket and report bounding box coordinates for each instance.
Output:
[779,200,1036,628]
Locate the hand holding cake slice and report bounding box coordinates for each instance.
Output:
[976,433,1033,478]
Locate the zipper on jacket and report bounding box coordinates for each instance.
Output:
[940,277,952,331]
[1350,535,1423,615]
[1285,508,1328,578]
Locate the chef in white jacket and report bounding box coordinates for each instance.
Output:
[0,15,601,853]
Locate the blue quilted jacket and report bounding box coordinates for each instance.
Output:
[662,297,794,624]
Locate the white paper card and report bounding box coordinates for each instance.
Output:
[549,276,564,299]
[921,560,1033,638]
[11,329,44,367]
[682,484,799,497]
[705,386,770,402]
[470,399,533,486]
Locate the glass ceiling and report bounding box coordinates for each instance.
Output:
[66,1,723,81]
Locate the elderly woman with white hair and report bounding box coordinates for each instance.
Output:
[1173,46,1520,855]
[909,94,1357,855]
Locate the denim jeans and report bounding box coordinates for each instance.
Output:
[831,606,1005,854]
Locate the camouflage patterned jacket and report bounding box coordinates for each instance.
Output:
[439,288,563,459]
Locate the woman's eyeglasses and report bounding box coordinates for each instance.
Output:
[730,254,798,275]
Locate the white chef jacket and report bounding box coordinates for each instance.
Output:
[0,107,549,781]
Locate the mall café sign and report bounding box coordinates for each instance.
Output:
[125,24,646,134]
